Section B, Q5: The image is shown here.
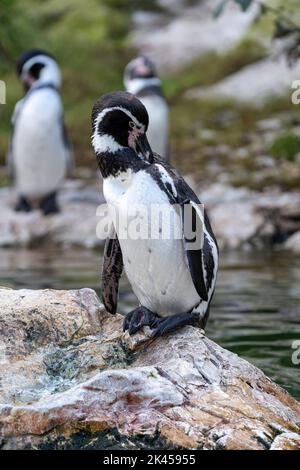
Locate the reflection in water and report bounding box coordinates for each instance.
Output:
[0,247,299,399]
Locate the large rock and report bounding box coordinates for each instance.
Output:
[200,183,300,250]
[0,287,299,450]
[285,231,300,254]
[0,182,106,248]
[187,57,300,105]
[131,0,257,73]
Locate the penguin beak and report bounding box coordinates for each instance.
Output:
[136,133,154,163]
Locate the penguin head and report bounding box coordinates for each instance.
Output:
[91,91,153,161]
[16,49,61,91]
[124,56,161,95]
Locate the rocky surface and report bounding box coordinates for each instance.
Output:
[188,56,300,105]
[1,181,300,251]
[131,0,258,73]
[200,183,300,250]
[284,231,300,254]
[0,181,106,249]
[0,287,299,450]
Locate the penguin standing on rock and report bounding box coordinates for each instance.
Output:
[7,49,73,215]
[92,91,218,337]
[124,56,169,160]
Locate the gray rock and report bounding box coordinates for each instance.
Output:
[200,183,300,250]
[131,0,258,73]
[0,184,106,248]
[285,231,300,254]
[187,57,300,105]
[0,287,299,450]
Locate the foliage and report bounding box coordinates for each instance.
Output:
[270,133,300,162]
[0,0,135,166]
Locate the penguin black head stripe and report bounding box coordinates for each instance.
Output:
[92,91,152,159]
[16,49,54,78]
[16,49,61,92]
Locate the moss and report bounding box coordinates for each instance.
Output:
[270,133,300,161]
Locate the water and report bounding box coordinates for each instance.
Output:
[0,246,299,400]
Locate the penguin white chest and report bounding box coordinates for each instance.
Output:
[103,170,200,315]
[12,89,67,198]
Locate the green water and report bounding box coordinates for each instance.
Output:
[0,247,299,400]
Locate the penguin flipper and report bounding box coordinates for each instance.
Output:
[181,200,208,302]
[148,162,208,302]
[102,226,123,315]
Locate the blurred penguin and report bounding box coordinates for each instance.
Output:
[7,49,73,215]
[124,56,169,160]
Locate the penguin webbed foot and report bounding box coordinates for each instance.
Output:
[123,306,160,335]
[150,312,200,338]
[15,196,32,213]
[40,192,59,216]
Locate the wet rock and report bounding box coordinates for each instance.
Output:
[0,288,299,450]
[0,183,106,248]
[200,184,300,249]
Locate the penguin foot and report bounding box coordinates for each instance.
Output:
[40,192,59,216]
[15,196,32,213]
[151,312,200,338]
[123,306,159,335]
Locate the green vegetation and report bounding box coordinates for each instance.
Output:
[270,133,300,161]
[1,0,300,191]
[0,0,136,166]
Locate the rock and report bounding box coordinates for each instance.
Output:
[270,432,300,450]
[284,231,300,254]
[0,288,299,450]
[0,183,106,248]
[187,57,300,105]
[200,184,300,249]
[131,0,258,73]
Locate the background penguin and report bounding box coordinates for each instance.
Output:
[91,91,219,337]
[124,56,170,160]
[7,49,73,215]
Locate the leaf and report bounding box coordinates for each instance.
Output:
[213,0,229,19]
[233,0,253,11]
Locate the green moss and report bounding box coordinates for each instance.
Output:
[270,133,300,161]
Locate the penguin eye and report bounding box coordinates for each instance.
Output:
[129,121,135,129]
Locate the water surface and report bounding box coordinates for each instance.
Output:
[0,247,299,400]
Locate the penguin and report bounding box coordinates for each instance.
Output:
[7,49,73,215]
[91,91,218,337]
[124,56,169,160]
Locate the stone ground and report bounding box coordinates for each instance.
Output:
[0,287,299,450]
[132,0,300,104]
[1,180,300,252]
[132,0,258,73]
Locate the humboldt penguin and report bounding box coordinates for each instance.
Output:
[91,91,218,337]
[124,56,169,160]
[7,49,73,215]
